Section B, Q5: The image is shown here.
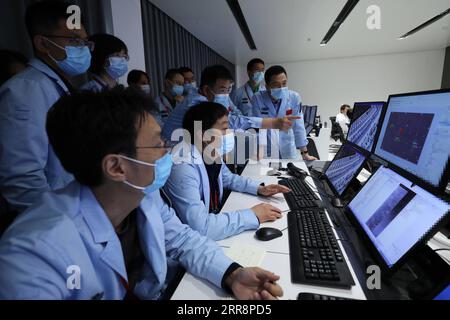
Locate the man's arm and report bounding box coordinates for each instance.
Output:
[0,236,69,300]
[163,164,259,241]
[159,194,283,300]
[292,96,317,161]
[0,80,52,212]
[221,164,260,195]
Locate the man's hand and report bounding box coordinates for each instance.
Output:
[226,267,283,300]
[262,116,301,131]
[275,116,301,131]
[174,95,185,104]
[251,203,282,223]
[301,152,317,161]
[258,184,291,197]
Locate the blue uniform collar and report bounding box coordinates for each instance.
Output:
[79,185,117,245]
[29,58,70,93]
[262,91,289,117]
[79,185,129,281]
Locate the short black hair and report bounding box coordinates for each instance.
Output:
[0,50,29,86]
[200,65,234,89]
[178,67,194,75]
[46,87,156,187]
[264,65,287,84]
[165,68,182,81]
[88,33,128,74]
[341,104,351,112]
[127,69,149,86]
[182,102,229,144]
[25,1,79,41]
[247,58,265,71]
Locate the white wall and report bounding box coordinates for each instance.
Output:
[110,0,146,85]
[236,50,445,124]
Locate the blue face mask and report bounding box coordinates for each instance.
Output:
[214,94,230,108]
[120,153,173,195]
[251,72,264,84]
[171,85,185,97]
[217,133,235,156]
[46,38,91,77]
[106,57,128,79]
[270,87,289,101]
[184,82,197,93]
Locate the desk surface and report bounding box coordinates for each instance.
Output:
[172,160,367,300]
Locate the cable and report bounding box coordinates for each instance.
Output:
[434,248,450,253]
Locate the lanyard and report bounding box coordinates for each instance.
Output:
[92,74,108,90]
[272,99,282,115]
[116,272,140,301]
[244,84,253,102]
[160,95,173,113]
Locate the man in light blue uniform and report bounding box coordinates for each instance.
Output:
[0,1,93,212]
[231,58,266,116]
[179,66,198,97]
[165,102,290,241]
[252,66,317,161]
[154,69,185,125]
[162,65,300,142]
[0,89,283,300]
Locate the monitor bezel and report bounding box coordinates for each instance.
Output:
[324,142,369,198]
[373,89,450,196]
[344,166,450,275]
[346,101,387,154]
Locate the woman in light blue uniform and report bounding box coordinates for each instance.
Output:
[231,58,266,116]
[81,34,129,92]
[165,102,289,241]
[252,66,317,161]
[0,89,283,300]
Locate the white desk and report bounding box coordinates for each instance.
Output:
[172,160,367,300]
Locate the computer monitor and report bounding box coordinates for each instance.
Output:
[324,143,368,197]
[374,90,450,193]
[347,102,386,153]
[303,105,318,136]
[347,166,450,272]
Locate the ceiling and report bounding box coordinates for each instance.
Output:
[149,0,450,65]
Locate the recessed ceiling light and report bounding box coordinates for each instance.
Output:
[320,0,360,46]
[398,8,450,40]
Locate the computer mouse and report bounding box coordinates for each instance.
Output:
[332,198,345,208]
[255,227,283,242]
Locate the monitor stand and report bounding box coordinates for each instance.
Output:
[405,246,450,300]
[331,197,345,208]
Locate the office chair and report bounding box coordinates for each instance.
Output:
[307,138,320,160]
[330,119,345,143]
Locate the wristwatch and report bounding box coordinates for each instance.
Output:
[301,150,309,156]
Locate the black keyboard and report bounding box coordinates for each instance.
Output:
[279,178,321,209]
[288,209,355,289]
[297,292,355,301]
